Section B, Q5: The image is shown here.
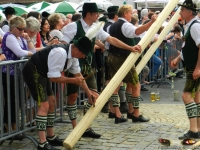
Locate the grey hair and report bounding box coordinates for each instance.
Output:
[9,16,26,29]
[59,13,66,22]
[26,16,40,32]
[141,8,148,18]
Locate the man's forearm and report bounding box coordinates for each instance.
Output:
[135,21,153,35]
[196,48,200,69]
[107,36,131,51]
[49,76,76,84]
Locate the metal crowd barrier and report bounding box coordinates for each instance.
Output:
[145,39,184,88]
[0,59,71,148]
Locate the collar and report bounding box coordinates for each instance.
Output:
[185,18,196,28]
[118,17,129,23]
[108,19,115,23]
[80,18,91,28]
[68,44,72,59]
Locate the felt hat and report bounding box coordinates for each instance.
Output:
[3,6,16,15]
[73,36,92,56]
[178,0,200,11]
[79,3,103,12]
[107,6,119,14]
[41,11,50,18]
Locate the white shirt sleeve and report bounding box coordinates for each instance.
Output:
[121,22,137,38]
[96,28,110,42]
[68,58,81,74]
[47,47,67,78]
[190,23,200,46]
[6,34,29,57]
[2,25,9,33]
[61,22,77,44]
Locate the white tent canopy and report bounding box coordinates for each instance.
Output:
[133,0,184,3]
[0,3,26,8]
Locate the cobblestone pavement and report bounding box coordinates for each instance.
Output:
[0,104,196,150]
[1,77,200,150]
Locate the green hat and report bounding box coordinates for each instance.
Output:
[178,0,199,11]
[73,36,92,56]
[107,6,119,14]
[79,3,103,12]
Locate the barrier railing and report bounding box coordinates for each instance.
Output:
[0,59,70,148]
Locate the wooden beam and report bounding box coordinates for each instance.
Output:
[63,0,180,149]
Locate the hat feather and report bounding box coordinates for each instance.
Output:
[193,0,200,8]
[85,21,105,40]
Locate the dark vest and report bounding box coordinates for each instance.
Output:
[73,20,96,68]
[31,44,69,77]
[1,20,8,28]
[182,20,199,70]
[103,21,113,32]
[109,19,135,56]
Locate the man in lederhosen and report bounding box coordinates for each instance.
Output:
[171,0,200,139]
[61,3,141,138]
[107,4,156,124]
[23,36,97,150]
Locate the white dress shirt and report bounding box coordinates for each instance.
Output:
[61,18,109,44]
[181,18,200,60]
[47,44,80,78]
[118,17,137,38]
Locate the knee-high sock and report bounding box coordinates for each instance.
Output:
[36,115,47,131]
[186,102,197,118]
[83,102,92,115]
[197,103,200,117]
[110,94,120,107]
[46,112,55,128]
[125,92,132,104]
[130,96,140,109]
[66,104,77,120]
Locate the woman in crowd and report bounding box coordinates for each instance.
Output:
[48,13,64,41]
[2,16,35,132]
[39,17,52,47]
[27,11,43,50]
[25,16,41,51]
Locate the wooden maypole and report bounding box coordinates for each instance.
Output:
[63,0,180,149]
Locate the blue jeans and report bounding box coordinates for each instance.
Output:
[150,54,162,77]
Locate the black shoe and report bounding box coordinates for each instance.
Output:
[141,87,148,91]
[82,128,101,138]
[127,112,134,119]
[178,130,199,140]
[101,102,109,113]
[108,112,115,118]
[37,142,59,150]
[115,115,128,124]
[132,115,150,122]
[119,102,128,113]
[46,136,63,146]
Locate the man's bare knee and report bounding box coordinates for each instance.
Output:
[68,93,78,105]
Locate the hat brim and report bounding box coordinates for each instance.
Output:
[79,8,104,13]
[178,4,198,11]
[104,11,118,15]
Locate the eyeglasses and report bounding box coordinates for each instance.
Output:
[16,27,25,31]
